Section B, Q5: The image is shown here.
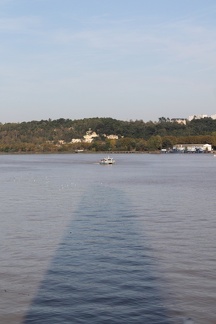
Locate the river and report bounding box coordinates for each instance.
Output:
[0,153,215,323]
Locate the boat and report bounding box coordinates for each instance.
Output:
[99,156,115,165]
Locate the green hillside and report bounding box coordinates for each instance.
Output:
[1,117,216,153]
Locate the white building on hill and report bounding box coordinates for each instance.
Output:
[173,143,212,153]
[188,114,208,121]
[83,130,98,143]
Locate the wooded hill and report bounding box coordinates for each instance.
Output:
[1,117,216,153]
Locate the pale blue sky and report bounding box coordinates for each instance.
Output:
[1,0,216,123]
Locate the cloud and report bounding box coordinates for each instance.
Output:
[0,15,41,33]
[50,18,216,67]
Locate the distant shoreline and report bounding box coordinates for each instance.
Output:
[0,151,157,155]
[0,151,215,155]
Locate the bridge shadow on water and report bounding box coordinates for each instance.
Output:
[23,185,174,324]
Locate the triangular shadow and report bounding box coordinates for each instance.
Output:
[23,185,173,323]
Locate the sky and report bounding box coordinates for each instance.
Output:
[1,0,216,123]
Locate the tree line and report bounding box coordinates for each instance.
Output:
[0,117,216,153]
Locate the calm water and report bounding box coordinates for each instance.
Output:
[0,153,216,324]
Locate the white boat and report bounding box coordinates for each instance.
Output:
[99,156,115,165]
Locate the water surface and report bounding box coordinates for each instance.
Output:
[0,153,216,323]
